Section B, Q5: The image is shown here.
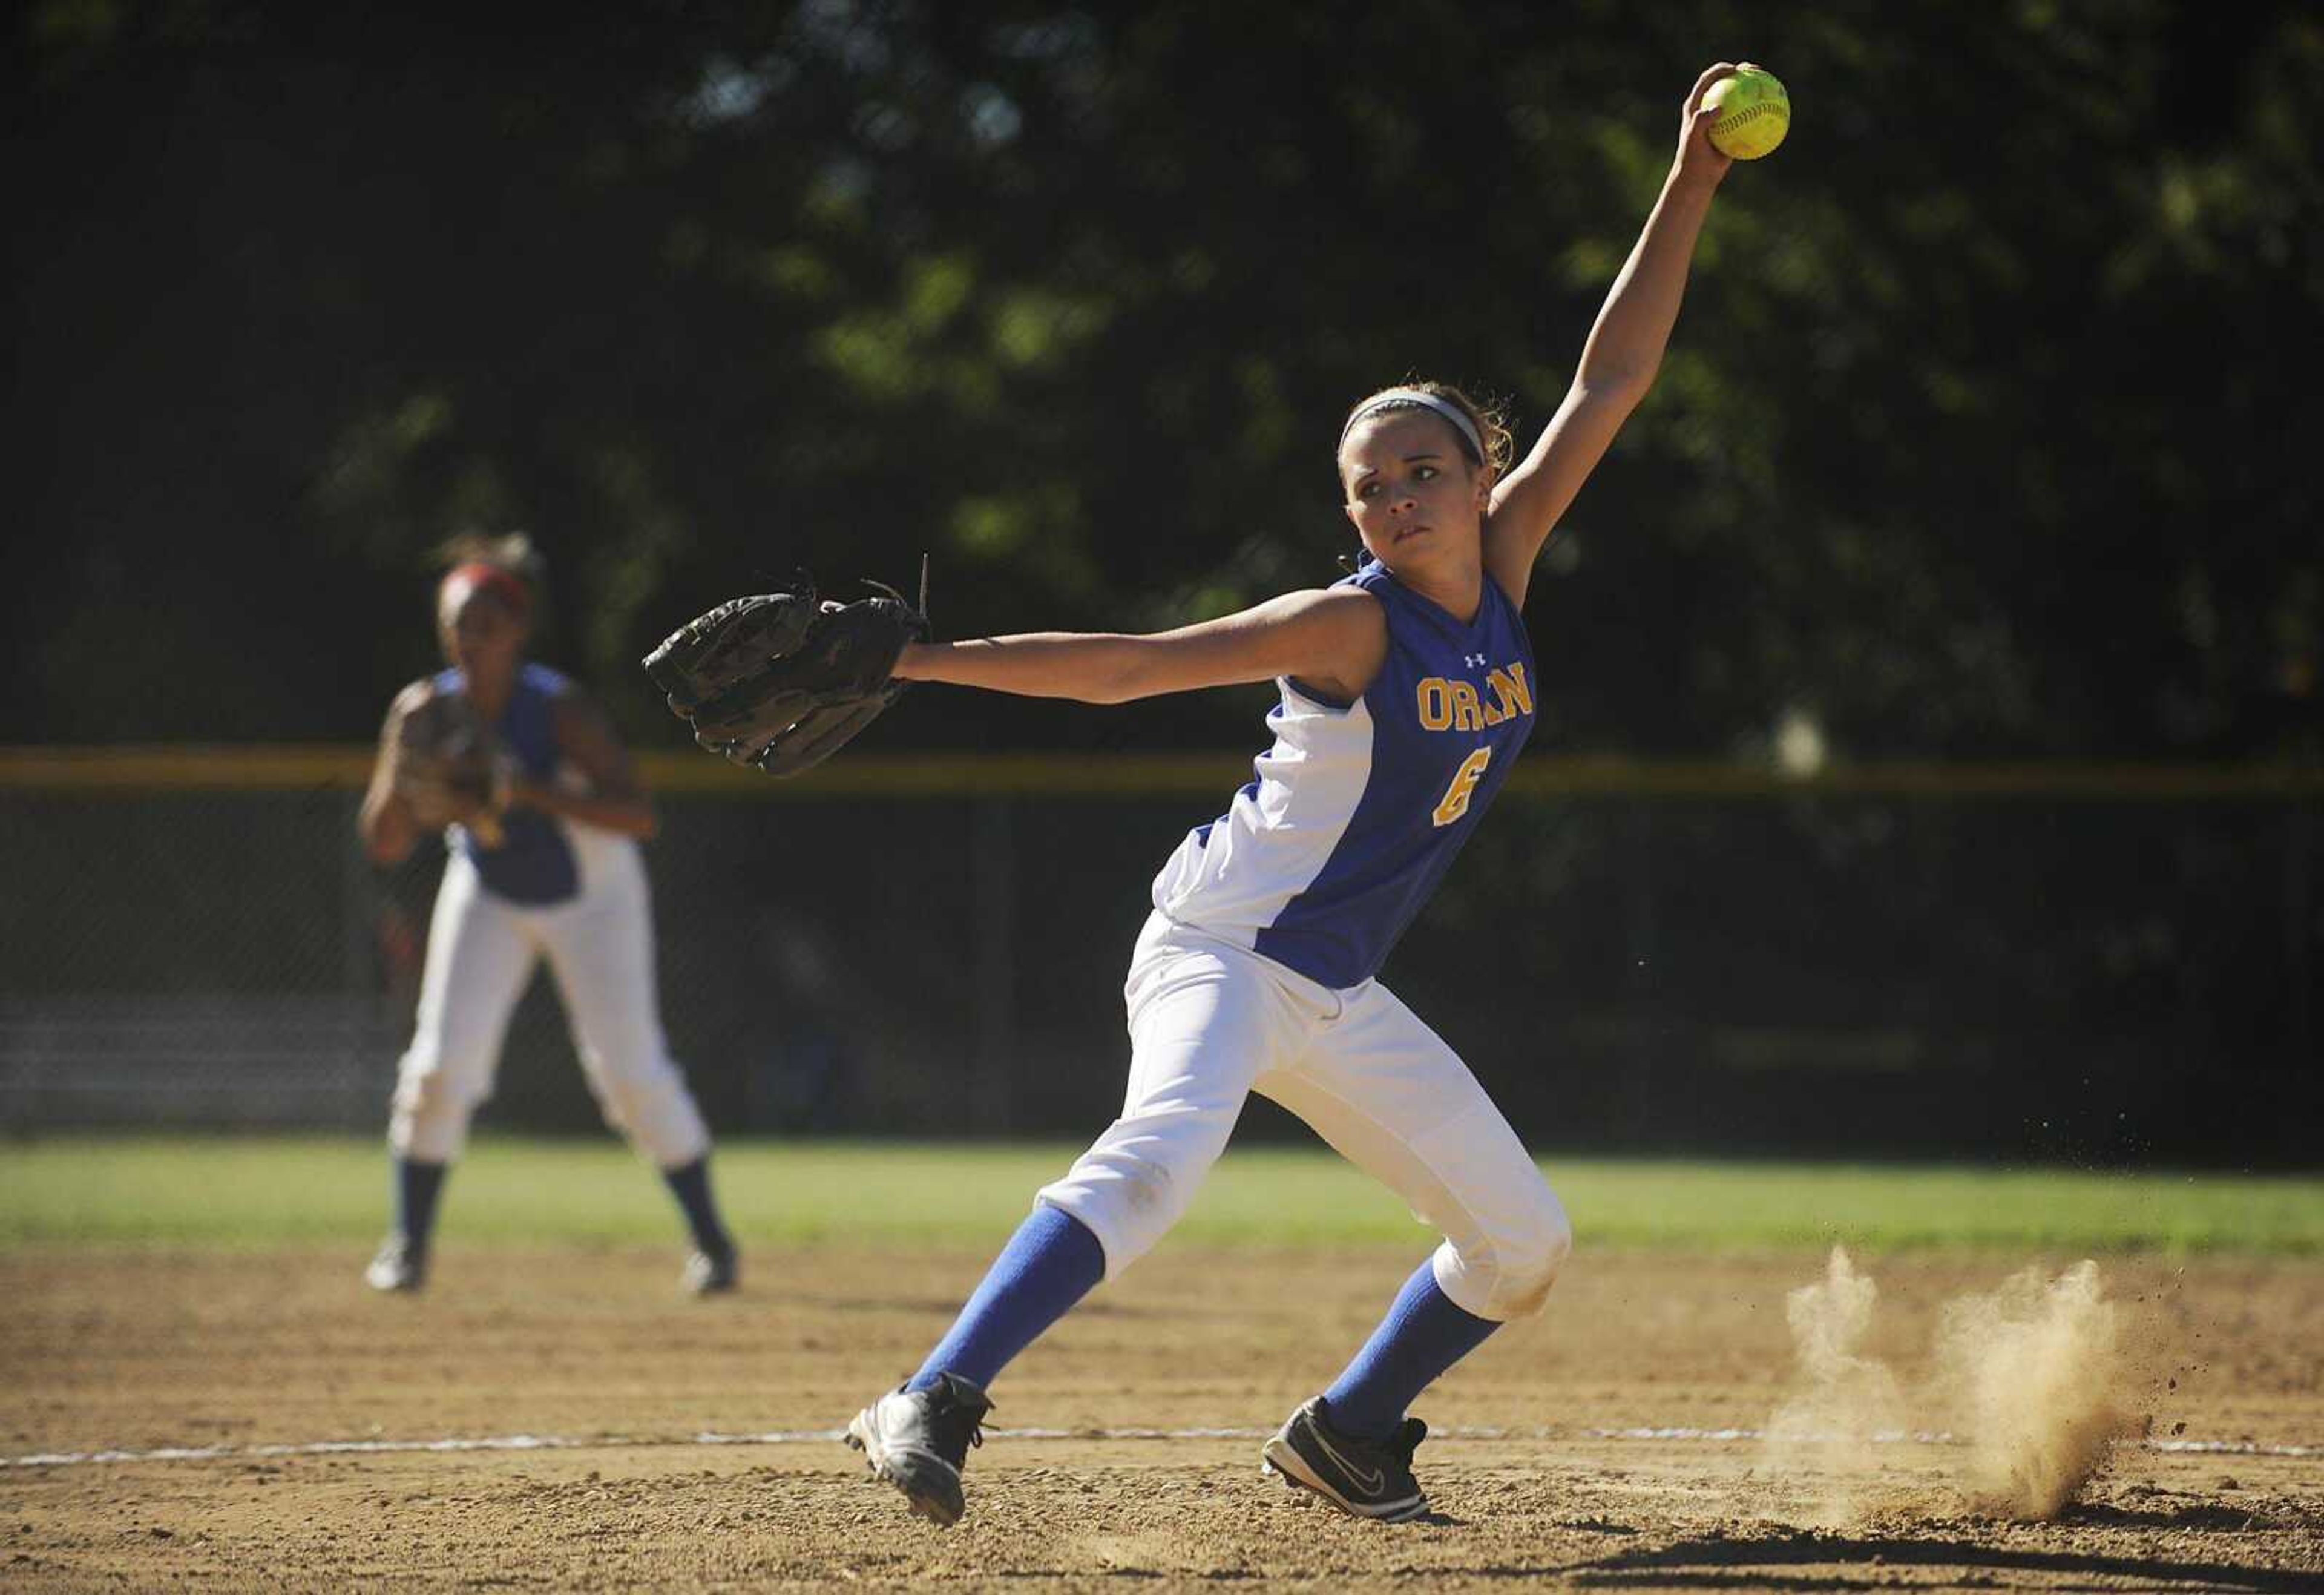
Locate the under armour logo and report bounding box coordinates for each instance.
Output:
[1463,653,1488,668]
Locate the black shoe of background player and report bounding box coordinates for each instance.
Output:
[363,1234,427,1293]
[1261,1395,1430,1521]
[682,1244,739,1296]
[844,1372,993,1527]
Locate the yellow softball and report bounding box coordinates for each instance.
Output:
[1702,65,1790,160]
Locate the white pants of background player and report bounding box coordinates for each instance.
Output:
[389,834,711,1169]
[1037,912,1572,1322]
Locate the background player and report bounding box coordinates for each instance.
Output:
[357,534,740,1295]
[843,65,1740,1524]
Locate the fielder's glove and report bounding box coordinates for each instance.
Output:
[390,689,508,842]
[641,561,930,777]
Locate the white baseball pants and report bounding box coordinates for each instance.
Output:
[1036,912,1571,1321]
[388,835,711,1169]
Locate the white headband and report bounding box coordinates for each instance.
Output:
[1338,389,1486,464]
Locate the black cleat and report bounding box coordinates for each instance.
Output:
[844,1372,992,1527]
[363,1235,427,1293]
[1261,1396,1430,1521]
[682,1246,739,1296]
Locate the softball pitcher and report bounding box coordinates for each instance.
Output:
[650,65,1741,1524]
[357,535,739,1296]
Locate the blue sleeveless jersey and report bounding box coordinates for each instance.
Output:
[433,662,580,906]
[1150,560,1537,988]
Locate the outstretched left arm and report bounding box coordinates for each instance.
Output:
[1483,63,1739,608]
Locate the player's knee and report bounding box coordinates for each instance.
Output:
[590,1070,649,1138]
[1489,1185,1574,1320]
[389,1062,480,1163]
[1035,1142,1208,1277]
[591,1063,709,1168]
[1441,1180,1572,1321]
[1106,1149,1189,1226]
[1518,1188,1576,1297]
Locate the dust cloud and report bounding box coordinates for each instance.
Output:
[1935,1258,2140,1518]
[1762,1248,1907,1524]
[1759,1248,2141,1523]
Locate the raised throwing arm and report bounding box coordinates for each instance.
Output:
[1482,64,1740,608]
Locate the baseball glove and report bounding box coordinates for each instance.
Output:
[391,689,507,841]
[641,561,930,777]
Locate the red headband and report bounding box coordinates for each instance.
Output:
[440,561,531,619]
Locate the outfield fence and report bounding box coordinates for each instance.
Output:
[2,748,2316,1164]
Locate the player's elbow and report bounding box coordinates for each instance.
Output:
[1080,676,1144,706]
[362,826,414,868]
[357,798,409,865]
[1078,640,1161,705]
[1574,367,1656,413]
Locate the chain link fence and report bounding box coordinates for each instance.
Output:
[2,752,2316,1165]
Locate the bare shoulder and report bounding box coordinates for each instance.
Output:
[1266,582,1385,630]
[1238,582,1387,659]
[1265,584,1387,703]
[1314,582,1387,647]
[380,676,438,732]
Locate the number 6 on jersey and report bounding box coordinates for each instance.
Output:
[1431,748,1492,827]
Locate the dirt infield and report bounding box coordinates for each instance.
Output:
[3,1245,2318,1591]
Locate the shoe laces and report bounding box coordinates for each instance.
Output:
[928,1375,992,1453]
[1387,1418,1428,1467]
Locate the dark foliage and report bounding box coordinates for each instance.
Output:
[4,2,2318,765]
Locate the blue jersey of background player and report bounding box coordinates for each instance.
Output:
[432,659,584,905]
[842,65,1743,1528]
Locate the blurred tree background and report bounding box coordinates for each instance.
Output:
[5,0,2318,760]
[4,1,2320,1159]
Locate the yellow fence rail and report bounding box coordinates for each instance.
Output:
[1,746,2319,800]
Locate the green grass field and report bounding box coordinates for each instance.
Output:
[2,1136,2319,1254]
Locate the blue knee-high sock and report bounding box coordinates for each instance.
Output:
[906,1204,1105,1393]
[394,1158,447,1254]
[1322,1258,1502,1440]
[661,1156,734,1257]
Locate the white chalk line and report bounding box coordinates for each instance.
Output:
[7,1426,2314,1470]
